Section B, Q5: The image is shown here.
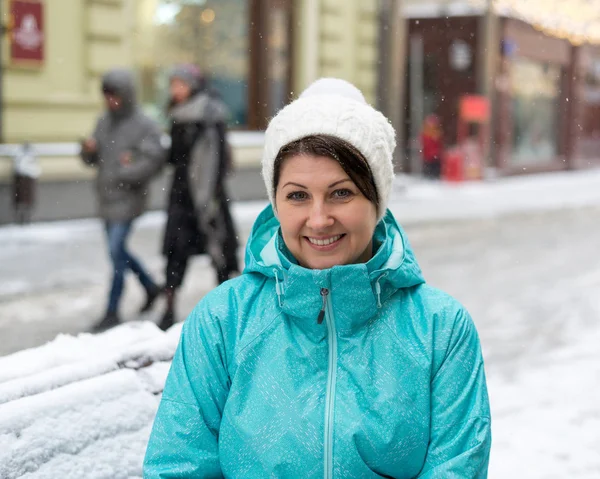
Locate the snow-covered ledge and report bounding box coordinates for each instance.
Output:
[0,321,181,479]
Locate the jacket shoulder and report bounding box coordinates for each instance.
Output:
[382,284,474,367]
[187,272,281,363]
[410,284,466,318]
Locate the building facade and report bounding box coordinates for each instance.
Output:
[0,0,383,223]
[402,0,600,175]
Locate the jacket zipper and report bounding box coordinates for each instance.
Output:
[318,288,337,479]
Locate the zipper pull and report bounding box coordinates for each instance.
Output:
[317,288,329,324]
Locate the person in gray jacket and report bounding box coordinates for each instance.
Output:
[81,68,165,331]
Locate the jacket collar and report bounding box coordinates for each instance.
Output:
[256,214,415,338]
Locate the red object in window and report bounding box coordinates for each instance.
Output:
[10,0,44,64]
[459,96,490,124]
[442,147,464,182]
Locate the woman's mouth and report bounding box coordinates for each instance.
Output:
[305,234,345,249]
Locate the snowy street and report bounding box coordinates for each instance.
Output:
[1,171,600,477]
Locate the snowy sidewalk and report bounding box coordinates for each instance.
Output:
[392,168,600,225]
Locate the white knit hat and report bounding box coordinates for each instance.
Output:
[262,78,396,221]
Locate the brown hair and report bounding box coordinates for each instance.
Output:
[273,135,379,208]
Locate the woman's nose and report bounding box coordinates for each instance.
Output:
[306,203,334,231]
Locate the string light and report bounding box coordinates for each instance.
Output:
[469,0,600,45]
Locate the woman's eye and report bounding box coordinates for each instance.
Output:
[332,189,353,199]
[287,191,308,201]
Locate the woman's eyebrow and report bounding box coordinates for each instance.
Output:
[282,182,307,189]
[282,178,352,189]
[329,179,352,188]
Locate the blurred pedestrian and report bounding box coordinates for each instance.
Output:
[421,113,443,179]
[12,142,39,224]
[12,142,40,224]
[144,78,491,477]
[80,68,165,332]
[160,64,239,330]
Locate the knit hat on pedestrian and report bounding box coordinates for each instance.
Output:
[262,78,396,222]
[169,64,203,91]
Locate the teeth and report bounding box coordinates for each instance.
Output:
[308,235,342,246]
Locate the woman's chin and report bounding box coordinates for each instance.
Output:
[301,254,345,270]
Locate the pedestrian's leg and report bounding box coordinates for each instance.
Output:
[15,204,25,225]
[92,222,129,332]
[160,251,189,330]
[422,162,431,179]
[106,222,131,316]
[433,157,442,179]
[119,222,161,312]
[121,228,157,292]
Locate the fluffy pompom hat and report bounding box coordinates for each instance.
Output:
[262,78,396,222]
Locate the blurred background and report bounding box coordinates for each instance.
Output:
[2,0,600,221]
[0,0,600,477]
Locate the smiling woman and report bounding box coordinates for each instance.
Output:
[273,136,378,270]
[143,78,492,479]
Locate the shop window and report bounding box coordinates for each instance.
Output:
[135,0,292,130]
[583,59,600,138]
[510,58,562,163]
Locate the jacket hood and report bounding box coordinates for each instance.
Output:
[244,205,425,333]
[169,91,228,124]
[102,69,137,116]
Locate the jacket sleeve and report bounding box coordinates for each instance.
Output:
[417,308,491,478]
[143,300,230,478]
[118,121,166,185]
[80,121,101,166]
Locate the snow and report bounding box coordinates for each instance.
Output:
[0,321,165,384]
[0,322,181,478]
[0,369,157,479]
[392,168,600,225]
[488,325,600,477]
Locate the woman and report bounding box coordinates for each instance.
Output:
[144,79,491,477]
[160,65,240,330]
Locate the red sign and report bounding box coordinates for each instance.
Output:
[459,96,490,123]
[10,1,44,64]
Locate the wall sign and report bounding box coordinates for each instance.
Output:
[10,0,44,65]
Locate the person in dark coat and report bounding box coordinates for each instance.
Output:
[160,65,240,330]
[81,68,165,331]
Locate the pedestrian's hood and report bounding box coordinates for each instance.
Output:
[102,69,137,117]
[244,205,425,326]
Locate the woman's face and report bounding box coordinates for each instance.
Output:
[170,78,192,104]
[275,154,378,270]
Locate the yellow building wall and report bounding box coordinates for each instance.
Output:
[3,0,133,144]
[294,0,379,104]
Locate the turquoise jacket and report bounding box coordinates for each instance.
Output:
[144,206,491,478]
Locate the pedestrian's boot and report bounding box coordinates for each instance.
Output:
[158,308,175,331]
[140,284,162,314]
[91,312,121,333]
